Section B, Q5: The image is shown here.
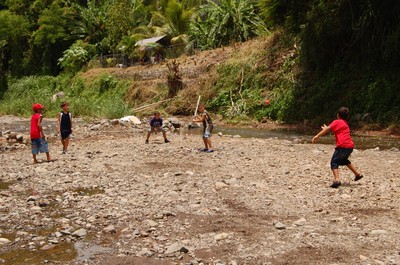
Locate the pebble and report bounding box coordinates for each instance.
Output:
[0,238,11,245]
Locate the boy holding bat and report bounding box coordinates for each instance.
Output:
[193,104,214,152]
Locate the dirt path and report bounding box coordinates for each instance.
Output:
[1,117,400,265]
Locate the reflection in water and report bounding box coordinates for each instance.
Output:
[74,241,113,262]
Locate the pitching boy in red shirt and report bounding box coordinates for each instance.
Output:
[312,107,363,188]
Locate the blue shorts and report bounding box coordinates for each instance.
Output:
[202,125,213,139]
[31,138,49,155]
[331,148,353,169]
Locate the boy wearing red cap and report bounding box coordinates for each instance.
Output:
[30,103,52,163]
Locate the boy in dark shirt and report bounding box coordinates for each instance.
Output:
[57,102,73,154]
[145,112,170,144]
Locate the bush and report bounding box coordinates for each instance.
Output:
[58,40,96,73]
[0,74,131,119]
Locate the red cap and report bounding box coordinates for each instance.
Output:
[32,103,45,111]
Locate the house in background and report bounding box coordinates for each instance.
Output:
[136,35,171,64]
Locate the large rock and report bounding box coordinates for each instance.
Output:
[51,91,65,102]
[119,115,141,125]
[167,117,181,128]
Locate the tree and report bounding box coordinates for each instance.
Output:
[164,0,194,36]
[31,0,73,74]
[0,10,30,96]
[66,0,109,47]
[189,0,267,50]
[106,0,147,50]
[257,0,313,32]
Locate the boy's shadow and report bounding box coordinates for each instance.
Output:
[147,140,166,145]
[339,182,363,187]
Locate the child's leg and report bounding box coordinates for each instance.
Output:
[162,131,167,140]
[33,154,38,164]
[146,131,151,141]
[207,138,213,150]
[346,163,360,176]
[64,138,70,151]
[61,139,65,151]
[332,168,340,182]
[202,138,208,149]
[46,152,51,161]
[31,139,39,163]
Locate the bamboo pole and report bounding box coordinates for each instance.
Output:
[194,95,201,117]
[132,99,171,112]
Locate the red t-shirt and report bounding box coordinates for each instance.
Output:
[30,113,42,139]
[329,119,354,148]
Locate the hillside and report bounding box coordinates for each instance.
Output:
[80,37,278,117]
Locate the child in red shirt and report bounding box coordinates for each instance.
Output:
[312,107,363,188]
[30,103,52,163]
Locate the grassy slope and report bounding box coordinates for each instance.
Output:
[1,33,399,133]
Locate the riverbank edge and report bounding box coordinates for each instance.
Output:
[1,114,399,138]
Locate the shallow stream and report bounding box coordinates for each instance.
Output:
[185,126,400,150]
[1,117,399,150]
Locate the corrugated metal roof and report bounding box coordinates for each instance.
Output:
[135,36,167,46]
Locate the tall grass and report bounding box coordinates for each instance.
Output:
[0,74,132,119]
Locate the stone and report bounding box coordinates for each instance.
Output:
[30,206,42,212]
[103,225,116,233]
[293,218,306,226]
[51,91,65,102]
[168,117,181,128]
[214,233,229,241]
[144,219,158,227]
[119,116,141,125]
[27,196,38,202]
[41,244,56,250]
[165,242,184,255]
[137,248,153,257]
[215,182,228,189]
[0,238,11,245]
[370,230,387,235]
[275,222,286,230]
[90,124,101,131]
[72,228,87,237]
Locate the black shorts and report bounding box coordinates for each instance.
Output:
[61,130,72,140]
[330,148,353,169]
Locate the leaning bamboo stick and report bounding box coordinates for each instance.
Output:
[132,99,171,112]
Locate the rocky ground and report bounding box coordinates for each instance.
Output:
[0,116,399,265]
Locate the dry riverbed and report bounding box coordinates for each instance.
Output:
[1,116,400,265]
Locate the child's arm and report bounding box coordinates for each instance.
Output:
[57,113,61,133]
[70,113,73,132]
[312,124,330,143]
[38,115,45,139]
[193,113,205,122]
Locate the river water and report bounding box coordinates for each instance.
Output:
[185,126,400,150]
[1,117,399,150]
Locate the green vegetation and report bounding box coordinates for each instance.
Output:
[0,74,131,119]
[0,0,399,128]
[189,0,267,50]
